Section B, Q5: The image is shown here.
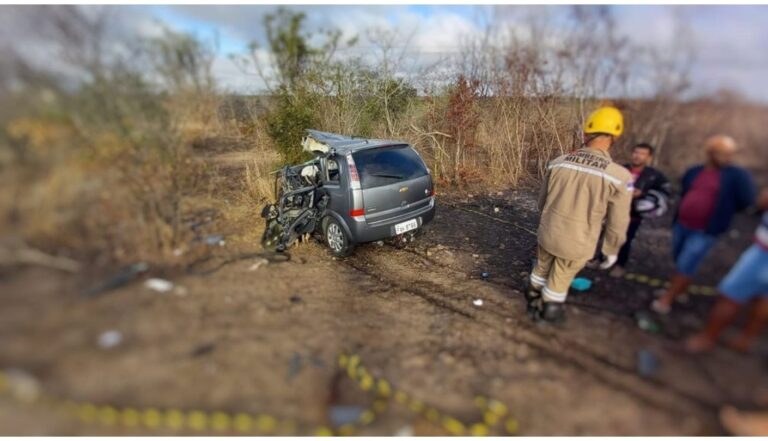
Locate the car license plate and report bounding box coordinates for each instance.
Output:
[394,218,418,235]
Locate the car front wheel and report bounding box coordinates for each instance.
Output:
[325,218,354,257]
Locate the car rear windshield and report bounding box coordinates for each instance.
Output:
[353,145,428,189]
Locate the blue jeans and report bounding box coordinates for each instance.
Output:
[719,244,768,304]
[672,223,717,277]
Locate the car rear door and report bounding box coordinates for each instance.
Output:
[352,144,433,224]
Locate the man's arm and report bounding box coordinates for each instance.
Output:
[601,178,633,257]
[736,168,757,212]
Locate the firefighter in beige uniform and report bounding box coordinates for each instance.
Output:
[528,107,633,323]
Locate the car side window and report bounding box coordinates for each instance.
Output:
[326,158,340,183]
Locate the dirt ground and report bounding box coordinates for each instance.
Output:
[1,190,767,435]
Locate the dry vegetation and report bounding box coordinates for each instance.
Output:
[0,5,766,270]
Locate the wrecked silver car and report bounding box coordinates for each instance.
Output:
[261,130,436,256]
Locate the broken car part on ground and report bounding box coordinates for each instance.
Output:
[261,130,436,257]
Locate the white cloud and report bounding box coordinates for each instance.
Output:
[4,5,768,101]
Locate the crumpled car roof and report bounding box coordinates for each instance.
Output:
[303,129,402,154]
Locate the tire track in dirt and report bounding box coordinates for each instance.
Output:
[341,245,718,421]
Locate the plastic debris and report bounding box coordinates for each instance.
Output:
[570,277,592,292]
[287,353,303,382]
[191,342,216,357]
[98,330,123,349]
[329,405,365,427]
[481,272,490,280]
[248,258,269,271]
[144,278,174,293]
[82,262,149,297]
[4,369,41,403]
[205,235,225,246]
[493,207,500,213]
[636,349,660,378]
[473,299,484,306]
[635,311,662,334]
[394,425,414,437]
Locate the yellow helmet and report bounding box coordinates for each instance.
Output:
[584,106,624,137]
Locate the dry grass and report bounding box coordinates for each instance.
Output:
[4,90,767,272]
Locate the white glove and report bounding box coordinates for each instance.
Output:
[598,254,618,270]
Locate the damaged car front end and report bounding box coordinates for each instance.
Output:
[261,130,436,256]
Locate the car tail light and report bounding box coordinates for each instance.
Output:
[346,153,361,190]
[346,153,365,221]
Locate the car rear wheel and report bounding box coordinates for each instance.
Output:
[325,218,354,257]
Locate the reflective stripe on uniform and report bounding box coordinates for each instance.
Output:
[548,163,622,186]
[542,286,567,302]
[530,273,546,287]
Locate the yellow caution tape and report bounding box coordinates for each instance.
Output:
[623,272,714,296]
[339,352,518,436]
[1,351,518,436]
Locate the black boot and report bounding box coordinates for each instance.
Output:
[525,288,542,318]
[537,301,566,325]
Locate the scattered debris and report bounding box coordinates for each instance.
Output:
[290,295,303,304]
[98,330,123,349]
[570,277,592,292]
[493,207,500,213]
[635,311,662,334]
[191,342,216,357]
[472,253,480,258]
[144,278,174,293]
[481,271,490,280]
[375,241,384,246]
[287,352,303,382]
[248,258,269,271]
[205,235,226,247]
[82,262,149,297]
[636,349,660,378]
[394,425,415,437]
[329,405,365,427]
[473,299,484,306]
[4,369,41,403]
